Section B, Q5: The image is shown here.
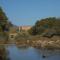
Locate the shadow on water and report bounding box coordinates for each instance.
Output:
[38,48,60,60]
[0,45,10,60]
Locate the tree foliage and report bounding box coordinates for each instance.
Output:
[0,7,8,25]
[28,17,60,35]
[0,7,11,32]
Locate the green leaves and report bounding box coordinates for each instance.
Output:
[28,17,60,35]
[0,7,9,32]
[0,7,8,21]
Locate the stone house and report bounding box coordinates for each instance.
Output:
[18,26,31,32]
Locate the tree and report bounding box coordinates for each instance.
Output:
[0,7,8,23]
[0,7,9,32]
[28,17,60,35]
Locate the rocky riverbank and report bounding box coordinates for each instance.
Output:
[0,35,60,50]
[29,36,60,49]
[15,35,60,49]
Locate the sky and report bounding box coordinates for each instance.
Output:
[0,0,60,26]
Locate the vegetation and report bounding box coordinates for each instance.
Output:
[0,7,14,44]
[28,17,60,37]
[0,7,10,59]
[0,7,13,32]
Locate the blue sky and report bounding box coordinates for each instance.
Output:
[0,0,60,26]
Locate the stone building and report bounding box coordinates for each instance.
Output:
[18,26,31,32]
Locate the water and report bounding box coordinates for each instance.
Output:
[6,45,60,60]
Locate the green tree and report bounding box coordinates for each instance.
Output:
[0,7,9,32]
[0,7,8,24]
[28,17,60,35]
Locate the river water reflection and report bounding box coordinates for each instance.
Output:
[6,45,60,60]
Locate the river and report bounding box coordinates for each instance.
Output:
[6,45,60,60]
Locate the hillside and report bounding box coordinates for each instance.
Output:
[28,17,60,37]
